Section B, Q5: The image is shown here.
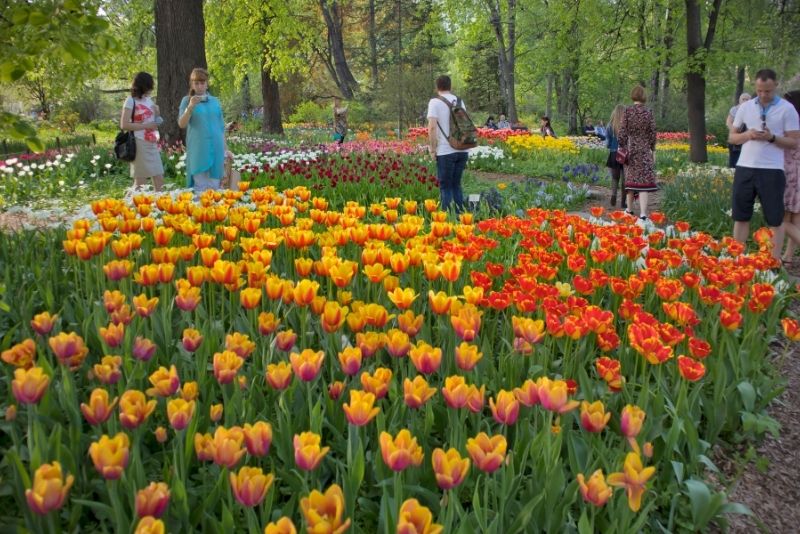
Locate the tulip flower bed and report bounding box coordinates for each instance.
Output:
[661,166,766,237]
[1,182,797,533]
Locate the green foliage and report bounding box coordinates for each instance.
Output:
[0,1,117,151]
[288,101,332,126]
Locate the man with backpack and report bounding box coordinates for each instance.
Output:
[427,75,478,214]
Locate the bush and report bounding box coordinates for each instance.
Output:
[288,101,331,126]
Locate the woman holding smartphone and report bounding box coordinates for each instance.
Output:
[178,68,232,193]
[120,72,164,191]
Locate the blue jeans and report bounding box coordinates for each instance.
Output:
[436,151,468,213]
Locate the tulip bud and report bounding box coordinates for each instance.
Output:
[136,482,170,518]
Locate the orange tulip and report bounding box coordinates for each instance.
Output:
[93,355,123,385]
[175,286,202,312]
[1,338,36,368]
[489,389,520,425]
[338,346,363,376]
[240,287,263,309]
[226,332,256,359]
[132,294,159,318]
[403,376,437,409]
[166,398,195,431]
[30,311,58,336]
[397,498,443,534]
[294,431,330,471]
[48,331,89,370]
[136,482,170,518]
[266,361,293,390]
[213,351,244,385]
[146,365,180,397]
[25,462,74,515]
[89,432,130,480]
[80,388,118,425]
[580,400,611,433]
[431,448,470,490]
[119,390,156,430]
[397,310,424,337]
[182,328,203,352]
[408,341,442,375]
[212,426,246,469]
[607,452,656,512]
[356,331,385,357]
[576,469,612,507]
[300,484,351,534]
[676,355,705,382]
[342,389,380,426]
[264,517,297,534]
[513,379,539,407]
[134,516,165,534]
[466,432,507,474]
[243,421,273,457]
[454,342,482,371]
[451,303,482,341]
[384,329,412,358]
[782,317,800,341]
[258,312,280,335]
[12,366,50,405]
[230,466,274,507]
[321,301,348,333]
[537,377,579,414]
[380,429,424,472]
[210,403,224,423]
[275,330,298,352]
[620,404,646,438]
[427,290,452,315]
[290,349,325,382]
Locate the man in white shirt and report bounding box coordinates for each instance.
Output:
[427,75,470,213]
[729,68,800,262]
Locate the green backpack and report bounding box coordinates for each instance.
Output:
[437,96,478,150]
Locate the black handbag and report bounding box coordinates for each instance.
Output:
[114,103,137,161]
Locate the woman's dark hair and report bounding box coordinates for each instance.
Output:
[131,72,154,98]
[784,90,800,115]
[541,116,552,126]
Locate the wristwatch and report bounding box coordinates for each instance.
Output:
[768,135,776,143]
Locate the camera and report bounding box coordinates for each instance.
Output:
[199,95,208,103]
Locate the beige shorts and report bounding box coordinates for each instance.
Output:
[131,137,164,179]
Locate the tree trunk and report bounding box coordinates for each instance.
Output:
[735,65,745,103]
[368,0,378,88]
[241,74,252,118]
[546,74,553,118]
[659,3,675,120]
[319,0,359,98]
[155,0,207,145]
[685,0,722,163]
[261,63,284,135]
[485,0,517,122]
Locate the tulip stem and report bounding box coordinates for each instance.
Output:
[393,471,403,523]
[106,480,127,533]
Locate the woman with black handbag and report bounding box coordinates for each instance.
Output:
[119,72,164,191]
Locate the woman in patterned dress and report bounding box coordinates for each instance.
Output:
[618,85,658,220]
[781,90,800,265]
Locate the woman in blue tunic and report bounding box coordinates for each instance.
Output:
[177,68,231,193]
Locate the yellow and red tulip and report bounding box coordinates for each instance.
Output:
[243,421,273,457]
[465,432,507,474]
[230,466,274,507]
[30,311,58,336]
[579,400,611,433]
[119,389,157,429]
[166,398,195,431]
[290,349,325,382]
[607,452,656,512]
[431,447,470,490]
[2,338,36,368]
[489,389,520,425]
[454,342,482,371]
[537,377,579,414]
[89,432,130,480]
[146,365,180,397]
[576,469,612,507]
[408,341,442,374]
[266,361,293,390]
[80,388,118,425]
[293,432,330,471]
[397,498,443,534]
[48,331,89,370]
[12,366,50,405]
[135,482,170,518]
[300,483,351,534]
[379,429,424,472]
[213,350,244,385]
[134,516,165,534]
[360,367,392,399]
[264,517,297,534]
[343,389,380,426]
[25,462,74,515]
[403,376,437,409]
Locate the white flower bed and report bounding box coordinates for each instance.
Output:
[468,145,506,160]
[233,149,323,172]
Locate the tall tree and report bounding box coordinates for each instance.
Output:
[155,0,207,144]
[318,0,359,98]
[483,0,518,122]
[685,0,722,162]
